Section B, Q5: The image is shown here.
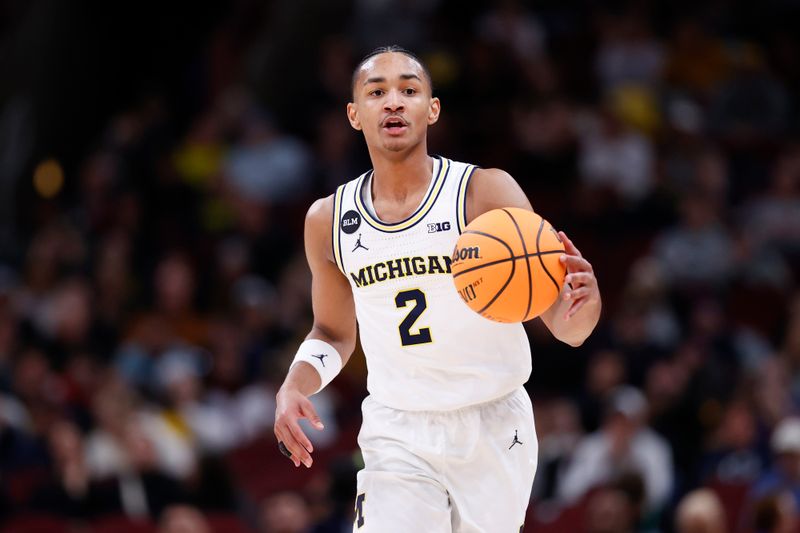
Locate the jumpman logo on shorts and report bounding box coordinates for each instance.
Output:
[311,353,328,367]
[509,430,523,449]
[352,234,368,252]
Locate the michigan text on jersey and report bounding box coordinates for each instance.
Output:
[349,255,453,288]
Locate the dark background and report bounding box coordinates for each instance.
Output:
[1,0,800,531]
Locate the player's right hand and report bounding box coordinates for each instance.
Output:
[274,388,324,468]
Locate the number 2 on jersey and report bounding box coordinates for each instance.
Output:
[395,289,432,346]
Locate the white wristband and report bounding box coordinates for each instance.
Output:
[290,339,343,394]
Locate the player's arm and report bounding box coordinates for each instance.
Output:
[465,168,601,347]
[274,195,357,468]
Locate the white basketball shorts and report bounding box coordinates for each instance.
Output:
[353,387,538,533]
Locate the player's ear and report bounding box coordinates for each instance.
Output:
[346,102,362,131]
[427,97,441,126]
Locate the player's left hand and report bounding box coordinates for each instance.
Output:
[558,231,600,320]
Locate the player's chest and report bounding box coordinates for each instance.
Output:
[340,223,459,292]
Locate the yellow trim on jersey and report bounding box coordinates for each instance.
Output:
[332,184,346,274]
[456,164,477,233]
[355,157,450,233]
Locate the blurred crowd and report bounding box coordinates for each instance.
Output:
[2,0,800,532]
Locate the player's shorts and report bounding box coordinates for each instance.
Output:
[353,387,538,533]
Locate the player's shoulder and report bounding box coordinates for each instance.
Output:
[305,194,335,241]
[306,194,334,225]
[464,167,531,223]
[469,167,517,189]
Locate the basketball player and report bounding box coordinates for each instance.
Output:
[274,46,601,532]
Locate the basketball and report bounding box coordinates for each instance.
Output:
[451,207,566,323]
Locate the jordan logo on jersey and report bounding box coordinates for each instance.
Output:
[509,430,523,449]
[352,234,369,252]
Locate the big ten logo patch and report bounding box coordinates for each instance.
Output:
[341,210,361,234]
[427,221,451,233]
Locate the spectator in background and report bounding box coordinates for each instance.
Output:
[607,301,669,387]
[531,397,583,502]
[31,278,99,369]
[559,386,673,516]
[311,456,360,533]
[260,491,311,533]
[93,231,134,340]
[754,357,794,430]
[0,374,48,473]
[203,315,277,443]
[9,349,60,435]
[781,295,800,405]
[477,0,547,64]
[153,338,276,455]
[576,103,655,209]
[155,346,239,454]
[30,419,112,518]
[579,349,626,432]
[621,258,682,351]
[158,504,212,533]
[148,253,208,347]
[663,18,730,98]
[584,485,639,533]
[708,45,790,146]
[223,100,313,205]
[0,388,30,434]
[743,145,800,258]
[351,0,440,53]
[675,489,727,533]
[751,418,800,510]
[595,12,664,93]
[751,491,798,533]
[700,400,766,487]
[102,418,188,519]
[651,193,734,289]
[84,376,195,484]
[0,268,19,386]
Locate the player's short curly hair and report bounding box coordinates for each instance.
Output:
[351,45,433,98]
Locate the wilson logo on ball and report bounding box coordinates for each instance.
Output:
[452,245,481,262]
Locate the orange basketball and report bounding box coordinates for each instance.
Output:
[451,207,566,323]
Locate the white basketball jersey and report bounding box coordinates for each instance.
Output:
[332,156,532,411]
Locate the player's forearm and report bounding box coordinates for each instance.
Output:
[549,295,601,347]
[306,325,355,366]
[279,362,323,397]
[279,326,354,396]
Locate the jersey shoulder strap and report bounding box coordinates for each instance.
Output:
[331,172,368,275]
[453,161,479,233]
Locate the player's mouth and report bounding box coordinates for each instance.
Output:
[382,116,408,136]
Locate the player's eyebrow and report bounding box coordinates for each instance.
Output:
[363,73,422,85]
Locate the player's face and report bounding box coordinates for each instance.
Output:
[347,53,440,154]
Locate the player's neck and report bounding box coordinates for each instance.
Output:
[369,146,433,202]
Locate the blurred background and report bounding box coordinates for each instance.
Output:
[0,0,799,532]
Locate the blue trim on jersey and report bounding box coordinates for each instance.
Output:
[332,184,346,274]
[354,156,448,233]
[457,165,478,233]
